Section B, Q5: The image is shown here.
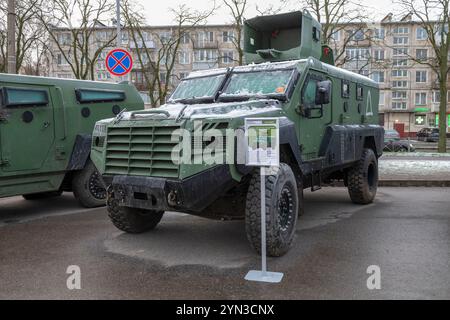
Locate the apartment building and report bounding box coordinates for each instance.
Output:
[47,23,239,104]
[330,13,450,136]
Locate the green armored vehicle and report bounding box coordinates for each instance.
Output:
[91,11,384,256]
[0,74,143,207]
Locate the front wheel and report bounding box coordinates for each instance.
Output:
[72,160,107,208]
[347,148,379,205]
[245,164,299,257]
[107,193,165,234]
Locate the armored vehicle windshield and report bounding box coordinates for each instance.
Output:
[169,71,227,104]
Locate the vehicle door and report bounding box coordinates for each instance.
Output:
[298,70,332,160]
[0,85,55,173]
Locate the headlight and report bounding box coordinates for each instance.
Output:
[93,122,107,137]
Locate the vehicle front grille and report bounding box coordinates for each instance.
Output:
[105,126,180,178]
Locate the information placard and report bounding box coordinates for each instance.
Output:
[245,118,280,168]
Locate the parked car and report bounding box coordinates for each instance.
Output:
[417,128,440,142]
[384,129,415,152]
[384,129,401,142]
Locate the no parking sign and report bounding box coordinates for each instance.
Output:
[106,49,133,77]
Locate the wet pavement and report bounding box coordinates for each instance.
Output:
[0,188,449,300]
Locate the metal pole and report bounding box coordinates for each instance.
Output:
[116,0,121,48]
[260,167,267,274]
[7,0,16,74]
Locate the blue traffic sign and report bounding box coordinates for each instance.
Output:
[106,49,133,77]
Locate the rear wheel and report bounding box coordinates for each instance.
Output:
[347,148,379,205]
[245,164,299,257]
[72,160,107,208]
[107,191,165,234]
[23,191,63,201]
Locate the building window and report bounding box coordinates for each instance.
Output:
[353,29,365,41]
[198,31,214,43]
[180,32,190,44]
[179,51,190,64]
[393,27,410,34]
[160,72,167,84]
[415,92,427,105]
[373,49,385,61]
[222,31,234,43]
[371,71,385,83]
[194,49,217,62]
[393,81,408,88]
[379,92,385,106]
[392,102,407,110]
[393,59,408,67]
[346,48,369,60]
[179,72,188,80]
[222,51,234,64]
[374,28,385,39]
[393,48,408,56]
[416,71,427,83]
[330,30,341,41]
[432,91,441,103]
[392,69,408,77]
[416,27,427,40]
[393,36,409,45]
[392,91,407,99]
[416,49,428,60]
[57,33,72,45]
[56,53,70,66]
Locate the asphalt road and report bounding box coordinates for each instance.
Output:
[0,188,449,300]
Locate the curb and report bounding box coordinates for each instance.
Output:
[379,180,450,187]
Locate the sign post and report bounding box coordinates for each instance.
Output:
[244,118,283,284]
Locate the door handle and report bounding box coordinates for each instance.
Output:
[43,121,51,129]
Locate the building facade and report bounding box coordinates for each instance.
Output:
[48,16,450,135]
[330,13,450,136]
[47,24,239,105]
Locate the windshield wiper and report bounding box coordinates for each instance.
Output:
[169,96,215,105]
[217,95,251,102]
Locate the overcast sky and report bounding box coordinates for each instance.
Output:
[137,0,399,25]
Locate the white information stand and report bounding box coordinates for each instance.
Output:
[244,118,284,284]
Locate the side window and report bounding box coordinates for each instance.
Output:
[1,87,49,108]
[75,89,126,104]
[356,85,364,101]
[302,78,317,107]
[342,80,350,98]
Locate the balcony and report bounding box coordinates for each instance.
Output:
[192,61,219,70]
[193,40,219,49]
[130,40,156,50]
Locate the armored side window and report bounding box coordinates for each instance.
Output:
[75,89,126,104]
[0,87,49,108]
[341,80,350,98]
[356,85,364,101]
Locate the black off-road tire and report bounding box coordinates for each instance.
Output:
[107,196,164,234]
[72,160,107,208]
[245,164,299,257]
[347,148,379,205]
[23,191,63,201]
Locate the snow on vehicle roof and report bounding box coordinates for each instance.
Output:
[186,60,307,79]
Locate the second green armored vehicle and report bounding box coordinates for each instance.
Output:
[91,11,384,256]
[0,74,143,207]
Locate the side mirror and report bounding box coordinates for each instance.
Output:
[315,80,332,105]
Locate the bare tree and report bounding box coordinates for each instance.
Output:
[121,0,214,107]
[0,9,6,72]
[222,0,247,65]
[36,0,117,80]
[396,0,449,153]
[0,0,47,73]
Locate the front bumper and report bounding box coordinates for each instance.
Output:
[107,165,236,213]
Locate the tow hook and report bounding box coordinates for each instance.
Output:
[167,190,180,207]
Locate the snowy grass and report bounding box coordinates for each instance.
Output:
[383,152,450,158]
[380,159,450,180]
